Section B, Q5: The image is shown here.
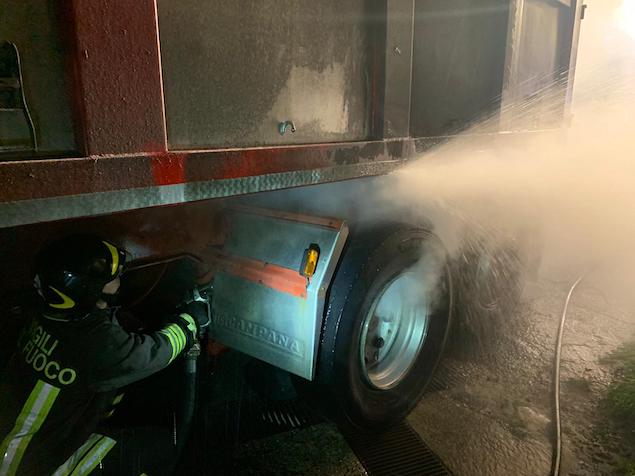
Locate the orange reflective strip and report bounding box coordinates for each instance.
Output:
[228,205,343,230]
[210,250,307,299]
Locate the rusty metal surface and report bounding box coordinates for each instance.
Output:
[69,0,167,154]
[157,0,373,149]
[0,139,411,202]
[0,129,556,229]
[410,0,510,137]
[0,159,405,228]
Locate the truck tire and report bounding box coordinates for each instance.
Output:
[450,235,526,357]
[311,225,453,430]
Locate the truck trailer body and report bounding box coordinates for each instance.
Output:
[0,0,584,431]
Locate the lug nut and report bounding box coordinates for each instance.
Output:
[373,336,385,348]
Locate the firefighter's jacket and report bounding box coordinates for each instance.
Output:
[0,307,189,476]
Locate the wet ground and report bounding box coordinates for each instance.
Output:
[411,278,635,476]
[198,277,635,475]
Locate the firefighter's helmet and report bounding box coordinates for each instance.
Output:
[34,235,127,316]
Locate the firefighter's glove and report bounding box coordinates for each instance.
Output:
[181,301,209,335]
[172,313,198,352]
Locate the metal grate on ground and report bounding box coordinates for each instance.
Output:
[341,421,453,476]
[206,398,324,445]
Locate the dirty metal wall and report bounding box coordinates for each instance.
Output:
[157,0,374,149]
[0,0,76,155]
[410,0,510,137]
[70,0,167,154]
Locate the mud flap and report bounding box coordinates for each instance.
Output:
[210,206,348,380]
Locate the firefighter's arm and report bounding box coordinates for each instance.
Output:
[88,313,198,392]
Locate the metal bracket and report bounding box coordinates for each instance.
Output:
[278,120,296,136]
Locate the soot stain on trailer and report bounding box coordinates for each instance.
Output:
[157,0,373,149]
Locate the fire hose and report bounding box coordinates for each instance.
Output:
[551,275,585,476]
[173,281,213,474]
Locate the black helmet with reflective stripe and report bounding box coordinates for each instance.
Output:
[34,235,127,318]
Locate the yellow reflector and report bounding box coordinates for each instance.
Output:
[301,246,320,278]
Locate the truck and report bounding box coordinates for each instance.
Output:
[0,0,583,446]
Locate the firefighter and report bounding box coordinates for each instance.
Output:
[0,235,208,476]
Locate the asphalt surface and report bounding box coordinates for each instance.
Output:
[410,279,635,476]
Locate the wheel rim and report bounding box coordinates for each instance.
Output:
[359,271,430,390]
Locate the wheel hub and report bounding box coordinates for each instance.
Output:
[360,271,431,390]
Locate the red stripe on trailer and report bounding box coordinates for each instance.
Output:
[151,153,187,186]
[0,140,409,203]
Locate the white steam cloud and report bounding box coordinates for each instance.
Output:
[382,0,635,308]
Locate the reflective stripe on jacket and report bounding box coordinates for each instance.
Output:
[0,308,186,476]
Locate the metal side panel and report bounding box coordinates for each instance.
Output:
[210,207,349,380]
[157,0,372,149]
[501,0,577,130]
